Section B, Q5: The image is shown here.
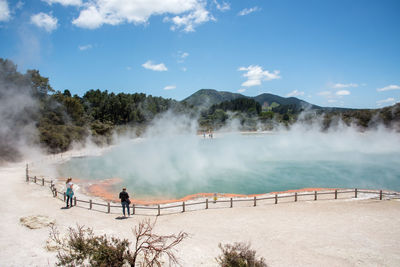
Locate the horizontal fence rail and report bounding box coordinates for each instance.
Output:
[25,164,400,216]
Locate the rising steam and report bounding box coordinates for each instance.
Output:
[0,61,42,164]
[58,112,400,200]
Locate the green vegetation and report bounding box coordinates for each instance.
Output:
[0,58,185,157]
[49,219,187,267]
[182,88,245,108]
[216,242,267,267]
[0,58,399,161]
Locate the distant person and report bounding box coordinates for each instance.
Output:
[65,178,74,208]
[119,187,131,217]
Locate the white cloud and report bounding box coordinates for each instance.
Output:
[15,1,24,9]
[30,13,58,32]
[376,97,395,106]
[180,52,189,58]
[238,6,260,16]
[319,90,349,104]
[73,0,214,32]
[164,85,176,90]
[213,0,230,11]
[78,44,92,51]
[142,60,168,71]
[42,0,82,6]
[181,67,187,72]
[126,66,132,71]
[72,4,107,29]
[237,88,246,93]
[164,3,215,32]
[332,83,358,88]
[286,90,304,97]
[238,65,280,87]
[377,84,400,92]
[0,0,11,22]
[177,51,189,63]
[336,90,350,96]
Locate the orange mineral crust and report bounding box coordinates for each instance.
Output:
[84,179,338,205]
[86,178,123,202]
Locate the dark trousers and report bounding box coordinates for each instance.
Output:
[66,195,73,207]
[122,201,130,216]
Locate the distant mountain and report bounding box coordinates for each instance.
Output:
[252,93,321,112]
[182,89,245,108]
[182,89,356,113]
[183,89,321,111]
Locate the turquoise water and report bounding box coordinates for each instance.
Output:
[58,132,400,200]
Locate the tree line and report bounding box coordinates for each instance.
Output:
[1,57,399,162]
[0,58,187,159]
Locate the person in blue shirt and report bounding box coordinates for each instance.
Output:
[66,178,74,208]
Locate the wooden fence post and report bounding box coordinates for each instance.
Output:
[295,192,297,202]
[335,189,337,199]
[54,189,57,197]
[26,164,29,182]
[34,176,37,183]
[380,190,382,200]
[275,194,278,204]
[314,191,317,201]
[132,204,135,215]
[206,199,208,209]
[157,205,160,216]
[355,188,358,198]
[89,200,92,210]
[74,197,77,207]
[182,202,185,212]
[42,178,45,186]
[107,202,110,213]
[230,198,233,208]
[254,196,256,207]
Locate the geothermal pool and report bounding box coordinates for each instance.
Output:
[57,131,400,200]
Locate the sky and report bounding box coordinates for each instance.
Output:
[0,0,399,109]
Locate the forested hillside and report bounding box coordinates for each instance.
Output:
[0,58,186,161]
[1,58,399,163]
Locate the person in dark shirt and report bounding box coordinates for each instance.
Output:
[119,187,130,217]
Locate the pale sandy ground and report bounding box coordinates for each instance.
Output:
[1,159,400,266]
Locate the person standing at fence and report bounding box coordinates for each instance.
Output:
[119,187,131,217]
[65,178,74,208]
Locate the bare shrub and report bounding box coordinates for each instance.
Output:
[216,242,267,267]
[49,219,187,266]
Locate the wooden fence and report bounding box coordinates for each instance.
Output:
[25,164,400,216]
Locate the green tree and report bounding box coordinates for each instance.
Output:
[27,69,54,97]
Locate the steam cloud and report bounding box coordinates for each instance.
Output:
[58,112,400,200]
[0,61,42,164]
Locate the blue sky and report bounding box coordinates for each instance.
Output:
[0,0,399,108]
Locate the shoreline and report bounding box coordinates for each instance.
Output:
[30,142,397,206]
[2,161,400,266]
[85,181,340,205]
